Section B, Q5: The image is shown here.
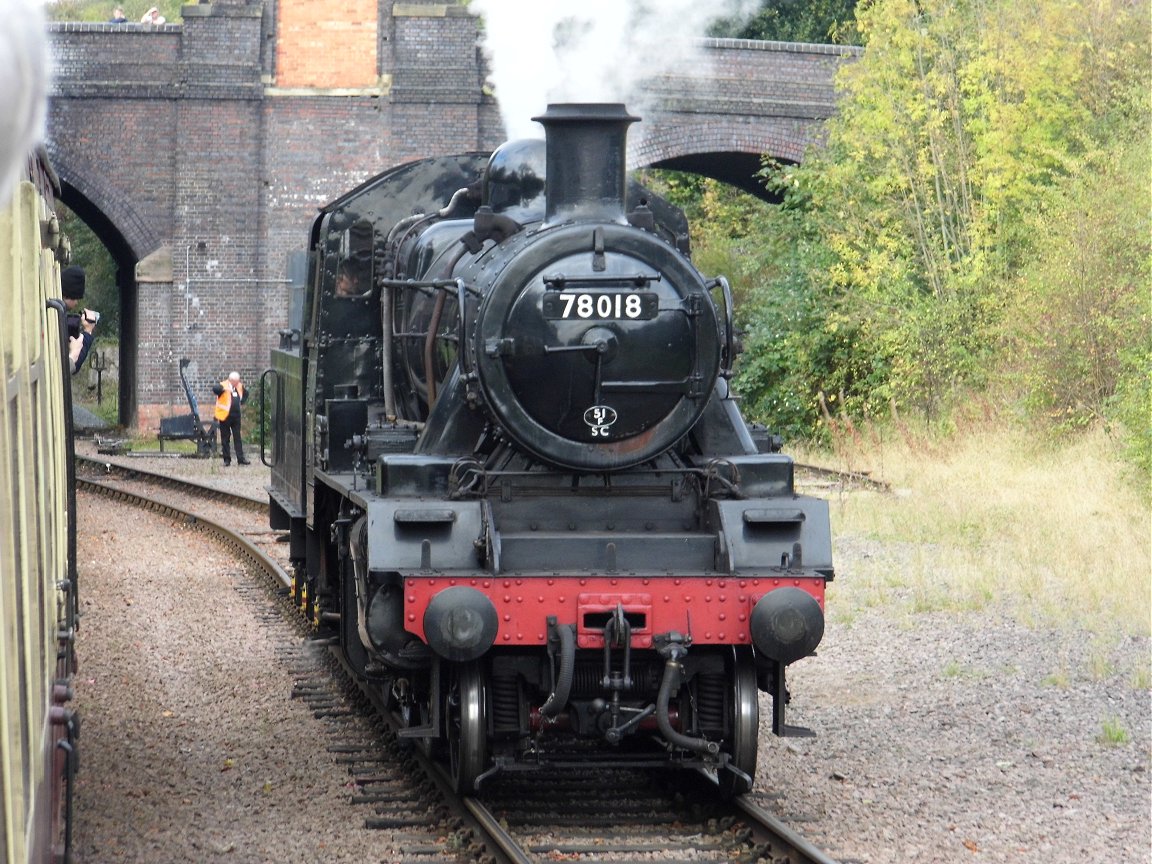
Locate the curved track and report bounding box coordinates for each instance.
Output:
[76,453,845,864]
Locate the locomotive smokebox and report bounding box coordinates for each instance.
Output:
[423,586,499,661]
[534,103,638,224]
[750,587,825,665]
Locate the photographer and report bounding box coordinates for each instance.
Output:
[61,265,99,375]
[212,371,250,466]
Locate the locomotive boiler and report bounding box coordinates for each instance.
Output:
[266,103,833,796]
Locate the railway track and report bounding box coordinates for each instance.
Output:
[794,461,890,492]
[76,453,844,864]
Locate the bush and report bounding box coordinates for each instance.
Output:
[1004,114,1151,477]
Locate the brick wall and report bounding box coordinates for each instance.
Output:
[276,0,380,88]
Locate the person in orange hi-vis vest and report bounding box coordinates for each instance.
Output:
[212,371,249,466]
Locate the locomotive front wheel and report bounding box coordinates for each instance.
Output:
[718,646,759,799]
[445,662,487,795]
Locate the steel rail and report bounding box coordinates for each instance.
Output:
[735,793,845,864]
[794,460,890,492]
[78,473,530,863]
[75,454,266,513]
[75,474,291,591]
[331,633,534,864]
[460,797,534,864]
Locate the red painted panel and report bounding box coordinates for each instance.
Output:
[404,575,826,647]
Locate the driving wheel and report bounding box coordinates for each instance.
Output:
[717,646,759,798]
[445,662,487,794]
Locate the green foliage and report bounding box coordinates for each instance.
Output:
[709,0,860,45]
[727,0,1150,462]
[802,0,1089,418]
[58,203,120,338]
[639,169,881,441]
[1005,91,1151,473]
[1097,717,1130,746]
[724,194,879,439]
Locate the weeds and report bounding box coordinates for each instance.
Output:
[1098,717,1130,746]
[1042,669,1071,689]
[801,414,1152,642]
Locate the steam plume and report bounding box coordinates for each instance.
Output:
[469,0,759,141]
[0,0,50,207]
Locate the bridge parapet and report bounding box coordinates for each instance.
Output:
[50,22,182,99]
[650,39,857,120]
[50,5,265,101]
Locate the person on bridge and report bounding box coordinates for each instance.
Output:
[109,7,127,23]
[212,371,250,466]
[140,7,165,25]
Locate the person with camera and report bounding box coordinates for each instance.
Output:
[61,265,99,375]
[212,371,250,466]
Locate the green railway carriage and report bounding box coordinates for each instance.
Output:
[0,148,79,864]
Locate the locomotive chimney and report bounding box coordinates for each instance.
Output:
[533,103,638,224]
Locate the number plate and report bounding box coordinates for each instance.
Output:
[542,291,659,321]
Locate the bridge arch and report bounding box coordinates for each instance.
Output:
[47,146,166,424]
[49,149,164,259]
[632,118,813,201]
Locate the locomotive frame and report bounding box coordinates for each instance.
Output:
[266,103,833,796]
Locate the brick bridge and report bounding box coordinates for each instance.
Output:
[46,2,858,430]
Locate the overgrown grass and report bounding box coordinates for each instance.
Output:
[75,387,120,429]
[798,415,1151,641]
[1098,717,1130,746]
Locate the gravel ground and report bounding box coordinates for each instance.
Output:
[73,440,1150,863]
[71,494,401,863]
[757,593,1150,863]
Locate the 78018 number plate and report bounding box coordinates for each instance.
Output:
[542,291,658,321]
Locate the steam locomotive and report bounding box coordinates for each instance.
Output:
[266,103,833,796]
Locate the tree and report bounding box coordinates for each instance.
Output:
[709,0,860,44]
[748,0,1142,420]
[1005,69,1151,471]
[727,0,1148,454]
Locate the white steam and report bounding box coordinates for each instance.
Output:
[469,0,760,141]
[0,0,50,207]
